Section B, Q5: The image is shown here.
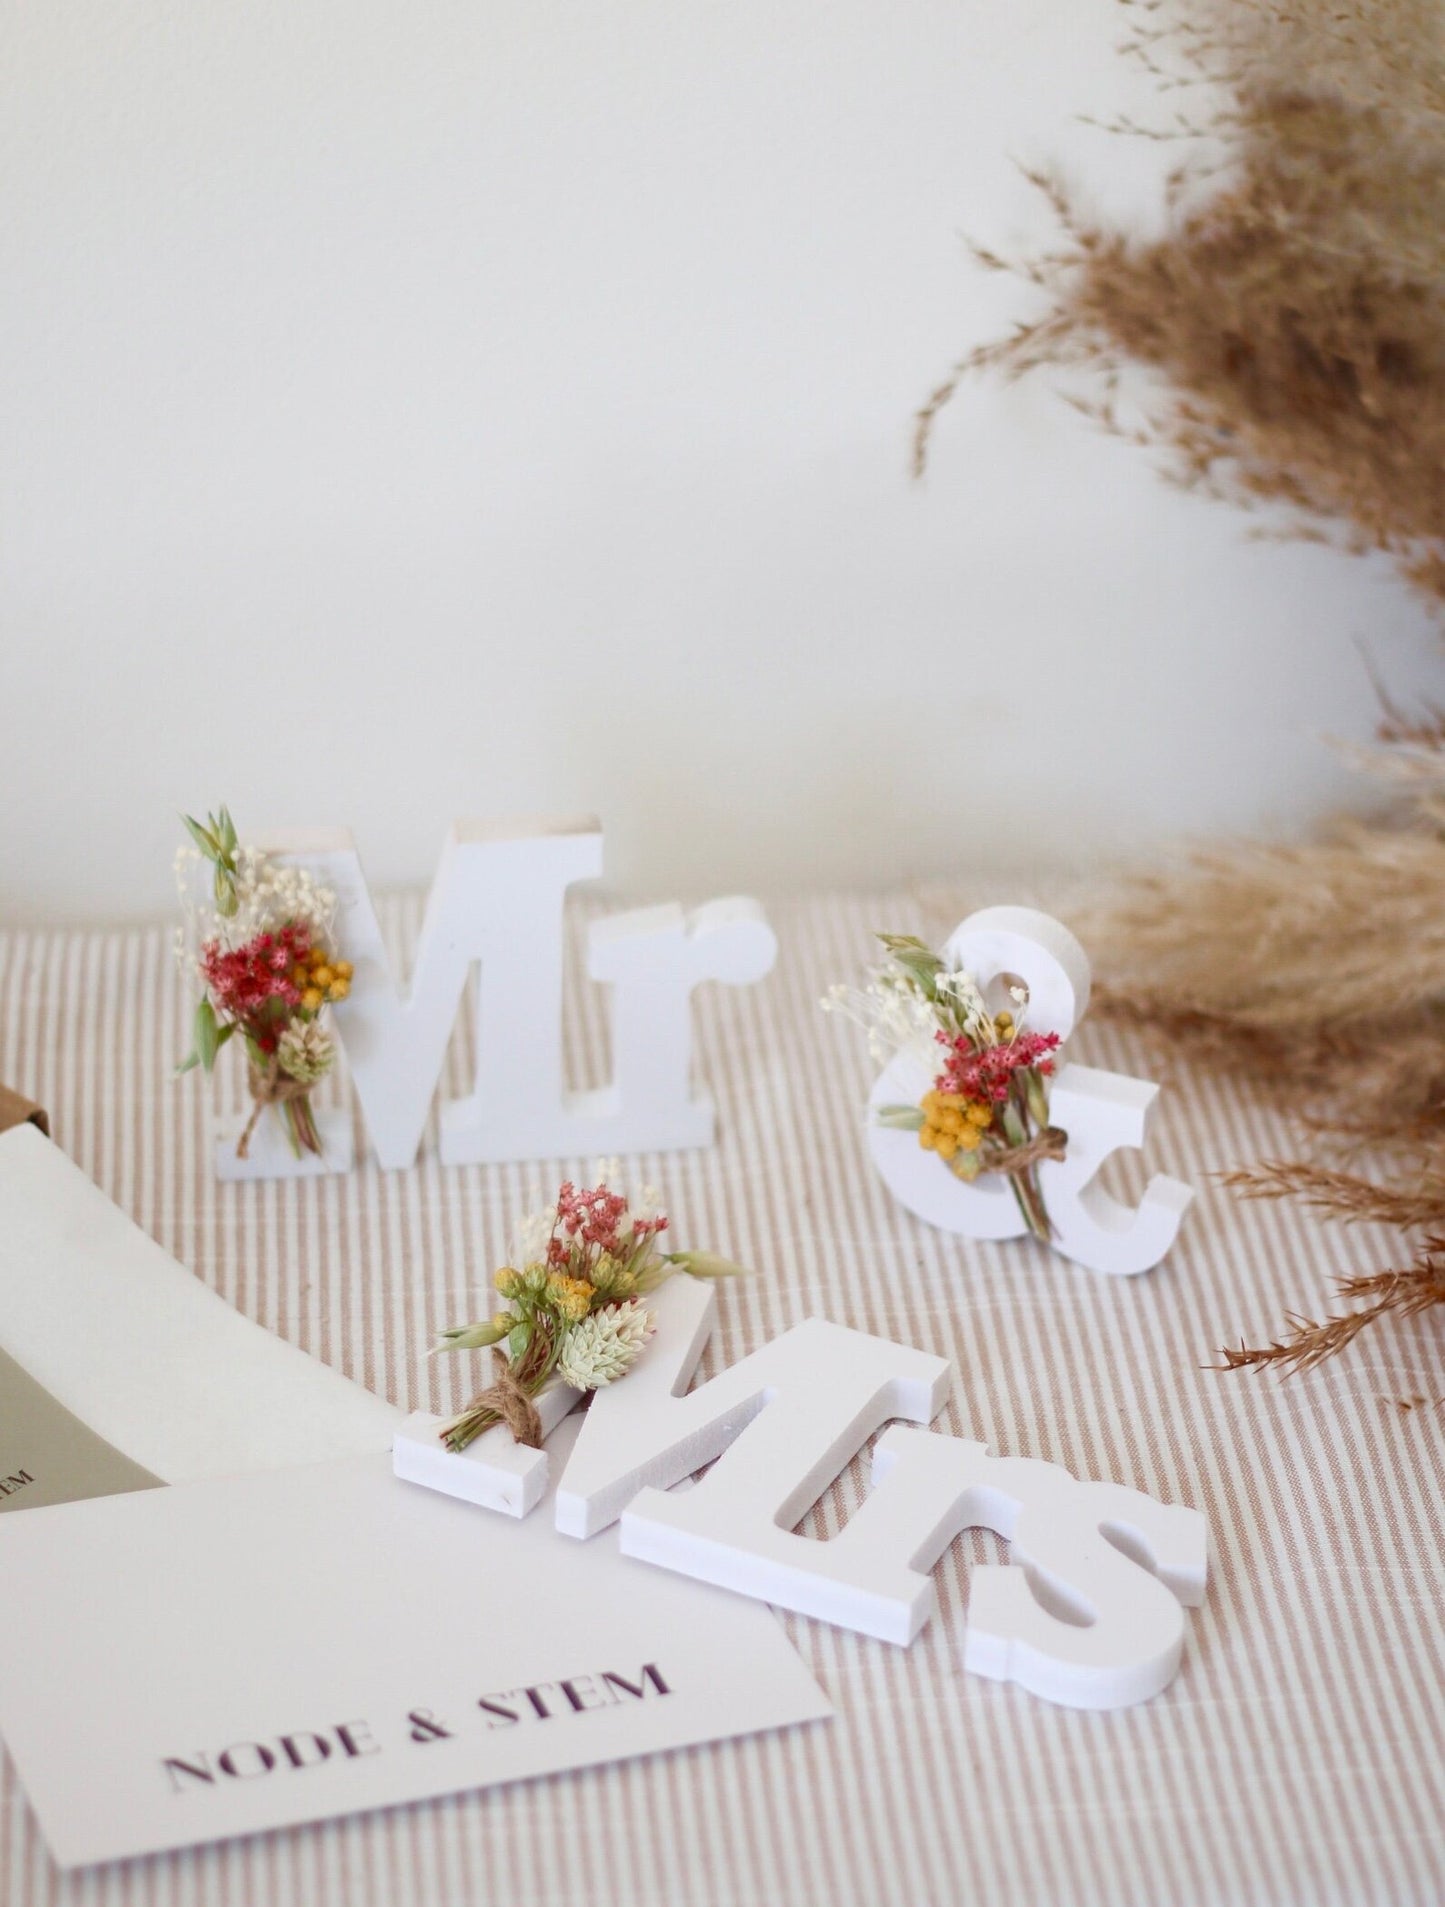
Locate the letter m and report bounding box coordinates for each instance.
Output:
[601,1665,671,1701]
[245,819,603,1169]
[554,1277,949,1637]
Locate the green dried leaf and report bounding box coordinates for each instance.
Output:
[661,1249,749,1280]
[876,1103,927,1130]
[193,998,220,1073]
[182,813,219,859]
[175,1049,201,1077]
[507,1320,533,1362]
[877,933,944,1000]
[437,1316,513,1352]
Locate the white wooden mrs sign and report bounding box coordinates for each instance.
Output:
[216,817,776,1180]
[395,1277,1209,1712]
[867,907,1194,1276]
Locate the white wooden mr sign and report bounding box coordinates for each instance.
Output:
[395,1277,1209,1712]
[217,817,776,1180]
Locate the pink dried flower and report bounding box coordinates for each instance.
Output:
[555,1180,630,1252]
[936,1028,1060,1103]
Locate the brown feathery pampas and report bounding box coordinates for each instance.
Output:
[916,0,1445,610]
[917,0,1445,1375]
[1075,738,1445,1373]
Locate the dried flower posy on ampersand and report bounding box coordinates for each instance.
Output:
[174,807,353,1160]
[823,935,1063,1241]
[434,1177,747,1454]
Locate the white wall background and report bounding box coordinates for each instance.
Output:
[0,0,1437,922]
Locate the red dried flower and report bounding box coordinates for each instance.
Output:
[935,1028,1060,1103]
[200,925,312,1025]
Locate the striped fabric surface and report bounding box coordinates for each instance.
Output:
[1,892,1442,1907]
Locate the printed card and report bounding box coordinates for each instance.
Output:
[0,1419,832,1868]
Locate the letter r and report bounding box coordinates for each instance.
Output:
[554,1276,951,1637]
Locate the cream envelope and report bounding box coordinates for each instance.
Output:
[0,1418,833,1868]
[0,1124,399,1494]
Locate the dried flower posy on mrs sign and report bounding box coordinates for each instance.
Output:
[434,1176,746,1453]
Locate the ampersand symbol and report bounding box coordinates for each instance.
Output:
[407,1708,454,1743]
[866,906,1193,1275]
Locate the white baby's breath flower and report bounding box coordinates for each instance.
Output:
[513,1200,558,1267]
[628,1183,664,1224]
[197,850,338,953]
[556,1299,655,1390]
[936,968,995,1042]
[821,972,940,1067]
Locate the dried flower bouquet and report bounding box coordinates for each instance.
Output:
[175,807,353,1160]
[435,1177,745,1453]
[825,935,1063,1241]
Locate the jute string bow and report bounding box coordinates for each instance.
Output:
[236,1059,313,1159]
[980,1126,1068,1175]
[457,1347,545,1448]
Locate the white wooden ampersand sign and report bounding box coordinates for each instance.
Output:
[216,816,776,1179]
[866,906,1193,1275]
[395,1276,1209,1711]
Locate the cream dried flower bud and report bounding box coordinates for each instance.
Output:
[556,1299,655,1391]
[276,1021,336,1084]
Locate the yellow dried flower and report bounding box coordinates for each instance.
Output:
[589,1253,638,1299]
[918,1089,973,1161]
[545,1274,595,1323]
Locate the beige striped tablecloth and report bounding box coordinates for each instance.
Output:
[1,894,1442,1907]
